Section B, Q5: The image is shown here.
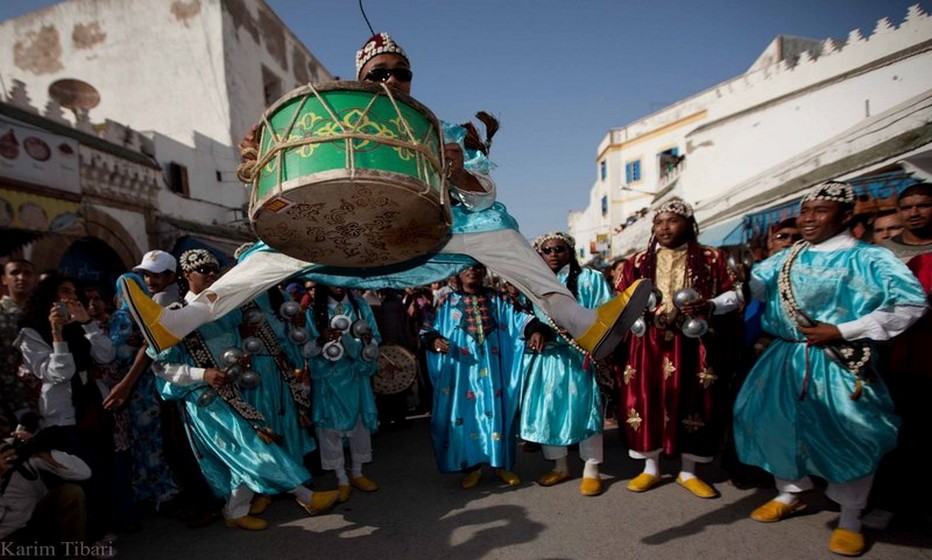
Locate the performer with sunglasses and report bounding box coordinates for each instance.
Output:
[119,32,650,369]
[519,232,614,496]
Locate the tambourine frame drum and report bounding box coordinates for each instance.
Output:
[248,81,451,267]
[373,345,418,395]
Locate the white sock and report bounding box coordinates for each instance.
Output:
[553,456,568,473]
[350,461,363,478]
[291,486,312,504]
[643,456,660,477]
[582,459,600,479]
[774,491,798,505]
[839,507,863,532]
[335,469,349,485]
[679,457,697,481]
[544,294,594,338]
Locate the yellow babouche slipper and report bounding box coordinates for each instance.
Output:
[576,279,653,361]
[297,490,339,516]
[461,470,482,489]
[579,477,603,496]
[337,484,351,503]
[119,276,181,353]
[750,498,806,523]
[828,528,865,557]
[248,494,272,515]
[626,472,661,493]
[349,475,379,492]
[224,515,268,531]
[676,475,718,499]
[536,471,571,487]
[495,469,521,486]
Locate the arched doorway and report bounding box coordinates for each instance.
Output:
[59,237,125,303]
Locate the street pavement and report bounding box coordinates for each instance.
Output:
[117,416,932,560]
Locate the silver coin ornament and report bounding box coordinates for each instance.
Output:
[279,301,301,318]
[350,319,371,338]
[646,290,659,312]
[673,287,701,309]
[225,364,244,382]
[289,326,310,344]
[303,340,322,358]
[220,347,245,366]
[243,336,263,354]
[682,317,709,338]
[238,370,260,389]
[631,317,647,338]
[243,308,265,325]
[197,389,218,407]
[330,314,351,332]
[322,340,344,361]
[361,341,379,362]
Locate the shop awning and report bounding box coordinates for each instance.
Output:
[697,215,746,247]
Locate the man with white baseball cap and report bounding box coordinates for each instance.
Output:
[133,250,179,306]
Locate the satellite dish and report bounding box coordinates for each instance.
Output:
[48,79,100,111]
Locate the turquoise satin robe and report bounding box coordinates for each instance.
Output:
[155,308,312,498]
[520,268,611,446]
[243,292,316,461]
[425,289,532,472]
[305,296,382,432]
[733,241,927,483]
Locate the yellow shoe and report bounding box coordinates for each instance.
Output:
[248,494,272,515]
[580,477,603,496]
[119,276,181,353]
[676,475,718,499]
[337,484,351,503]
[349,475,379,492]
[224,515,267,531]
[626,472,661,493]
[461,470,481,489]
[576,279,653,360]
[828,528,865,557]
[750,498,806,523]
[296,490,339,516]
[536,471,571,487]
[496,469,520,486]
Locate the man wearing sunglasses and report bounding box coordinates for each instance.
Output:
[119,32,650,370]
[766,218,801,257]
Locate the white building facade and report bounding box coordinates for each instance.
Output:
[570,4,932,264]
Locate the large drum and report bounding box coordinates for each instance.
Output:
[247,81,450,267]
[373,345,418,395]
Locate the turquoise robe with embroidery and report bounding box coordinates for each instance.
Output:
[154,308,312,497]
[305,295,382,432]
[424,289,532,472]
[733,241,927,483]
[520,268,612,446]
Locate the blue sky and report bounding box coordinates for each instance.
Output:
[0,0,919,238]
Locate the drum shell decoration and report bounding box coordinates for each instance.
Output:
[374,345,418,395]
[249,81,450,267]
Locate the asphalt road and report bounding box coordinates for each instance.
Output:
[117,416,932,560]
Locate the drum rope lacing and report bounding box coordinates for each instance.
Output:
[238,83,444,194]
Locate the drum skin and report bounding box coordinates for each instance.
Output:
[249,81,451,267]
[373,345,418,395]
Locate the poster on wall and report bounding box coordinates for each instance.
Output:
[0,116,81,194]
[0,188,83,234]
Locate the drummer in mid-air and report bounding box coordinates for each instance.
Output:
[119,32,651,364]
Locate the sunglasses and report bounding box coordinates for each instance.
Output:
[773,233,802,241]
[363,67,413,83]
[539,245,568,255]
[194,265,219,275]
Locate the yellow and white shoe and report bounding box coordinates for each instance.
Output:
[296,490,340,516]
[576,279,653,361]
[119,276,182,353]
[224,515,267,531]
[248,494,272,515]
[349,475,379,492]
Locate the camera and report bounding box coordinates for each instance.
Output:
[54,301,71,321]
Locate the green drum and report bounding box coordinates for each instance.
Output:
[248,81,450,267]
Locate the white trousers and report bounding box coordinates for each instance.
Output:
[541,432,604,464]
[774,474,874,510]
[196,229,573,320]
[317,416,373,471]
